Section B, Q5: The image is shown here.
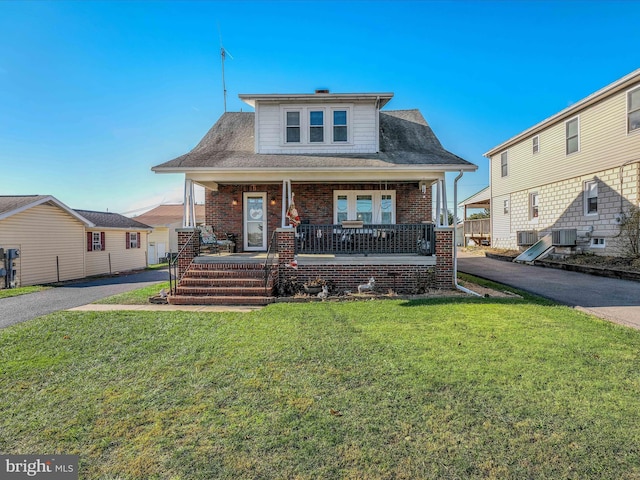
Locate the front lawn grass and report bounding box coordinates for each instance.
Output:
[0,285,49,299]
[94,281,170,304]
[1,299,639,479]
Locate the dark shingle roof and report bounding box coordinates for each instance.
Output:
[75,210,151,230]
[0,195,51,216]
[152,110,475,171]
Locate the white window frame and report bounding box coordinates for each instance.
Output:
[333,190,396,224]
[591,238,606,248]
[284,109,301,143]
[129,232,138,249]
[530,192,539,221]
[500,151,508,177]
[332,108,348,142]
[281,105,352,146]
[309,109,325,143]
[628,86,640,134]
[532,135,539,154]
[566,116,580,155]
[92,232,102,251]
[503,199,509,215]
[584,180,598,216]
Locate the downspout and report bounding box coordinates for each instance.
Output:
[453,170,482,297]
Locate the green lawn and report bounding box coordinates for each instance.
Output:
[0,285,49,299]
[1,297,639,479]
[94,281,170,304]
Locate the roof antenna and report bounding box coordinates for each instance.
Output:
[219,24,233,113]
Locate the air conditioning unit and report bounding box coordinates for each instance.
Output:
[552,229,577,246]
[517,230,537,246]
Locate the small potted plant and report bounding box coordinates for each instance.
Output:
[303,277,326,295]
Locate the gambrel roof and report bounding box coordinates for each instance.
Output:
[152,110,475,172]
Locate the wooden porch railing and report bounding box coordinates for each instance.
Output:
[464,218,490,237]
[295,223,435,255]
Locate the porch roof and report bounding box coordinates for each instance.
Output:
[152,110,476,178]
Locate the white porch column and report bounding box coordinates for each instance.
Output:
[441,178,449,226]
[435,180,442,227]
[183,178,196,227]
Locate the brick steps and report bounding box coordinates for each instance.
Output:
[168,262,277,306]
[168,295,276,306]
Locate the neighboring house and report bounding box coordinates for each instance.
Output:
[458,187,491,247]
[133,204,205,263]
[484,69,640,256]
[0,195,91,287]
[76,210,152,276]
[152,89,476,303]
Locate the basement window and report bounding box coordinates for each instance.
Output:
[591,238,606,248]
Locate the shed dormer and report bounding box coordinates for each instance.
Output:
[238,91,394,155]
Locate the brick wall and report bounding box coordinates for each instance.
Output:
[176,228,199,279]
[206,182,432,252]
[435,228,454,289]
[498,163,640,254]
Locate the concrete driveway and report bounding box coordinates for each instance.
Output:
[0,269,170,329]
[458,253,640,330]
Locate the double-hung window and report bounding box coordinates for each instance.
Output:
[286,111,301,143]
[127,232,140,249]
[334,190,396,224]
[333,110,348,142]
[500,151,508,177]
[584,180,598,215]
[88,232,105,251]
[309,110,324,142]
[530,192,539,220]
[628,86,640,133]
[566,117,579,154]
[532,135,539,154]
[283,106,351,145]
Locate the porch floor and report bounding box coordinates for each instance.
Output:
[194,253,436,266]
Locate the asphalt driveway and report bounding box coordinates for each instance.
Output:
[458,253,640,330]
[0,269,169,329]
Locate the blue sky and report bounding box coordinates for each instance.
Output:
[1,1,639,217]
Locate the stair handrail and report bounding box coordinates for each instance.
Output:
[263,230,279,295]
[169,229,198,296]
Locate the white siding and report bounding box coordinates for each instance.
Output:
[491,194,512,248]
[491,84,640,198]
[85,230,148,276]
[255,102,379,154]
[0,204,86,286]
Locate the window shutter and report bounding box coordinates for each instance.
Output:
[101,232,106,251]
[137,232,141,248]
[126,232,130,249]
[87,232,92,252]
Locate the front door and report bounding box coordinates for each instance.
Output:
[244,192,267,251]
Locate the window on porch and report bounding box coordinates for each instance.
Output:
[334,190,396,224]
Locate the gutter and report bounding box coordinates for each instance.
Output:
[453,170,483,297]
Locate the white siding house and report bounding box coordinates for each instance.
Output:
[484,69,640,255]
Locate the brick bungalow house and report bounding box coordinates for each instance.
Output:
[152,90,476,304]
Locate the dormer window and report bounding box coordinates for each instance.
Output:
[309,110,324,142]
[282,105,352,146]
[286,111,301,143]
[333,110,348,142]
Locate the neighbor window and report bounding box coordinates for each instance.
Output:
[530,192,539,219]
[88,232,105,252]
[628,86,640,133]
[286,111,301,143]
[566,117,579,154]
[504,199,510,214]
[127,232,140,249]
[501,151,508,177]
[333,110,348,142]
[309,110,324,142]
[584,180,598,215]
[532,135,539,154]
[334,190,396,224]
